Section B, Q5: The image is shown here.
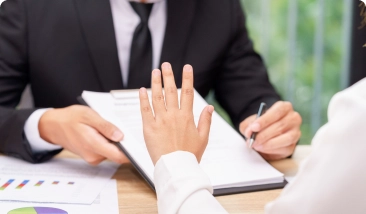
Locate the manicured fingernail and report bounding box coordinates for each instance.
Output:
[140,87,147,93]
[162,62,171,70]
[251,123,260,131]
[152,69,161,76]
[112,131,124,141]
[184,64,193,72]
[207,105,214,114]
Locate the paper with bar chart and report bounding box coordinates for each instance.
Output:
[0,180,119,214]
[0,156,119,204]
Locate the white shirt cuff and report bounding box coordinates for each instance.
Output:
[154,151,214,214]
[24,109,62,153]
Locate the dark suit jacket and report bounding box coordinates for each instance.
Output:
[0,0,280,163]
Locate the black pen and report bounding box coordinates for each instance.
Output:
[249,102,267,148]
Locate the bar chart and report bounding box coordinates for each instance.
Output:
[0,156,118,204]
[0,179,75,190]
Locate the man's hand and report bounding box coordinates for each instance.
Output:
[39,105,129,165]
[139,63,214,165]
[240,101,302,161]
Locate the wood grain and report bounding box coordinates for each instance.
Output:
[56,145,312,213]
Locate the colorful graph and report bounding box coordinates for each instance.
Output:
[16,180,29,189]
[0,179,15,190]
[0,179,77,189]
[7,207,68,214]
[35,180,44,187]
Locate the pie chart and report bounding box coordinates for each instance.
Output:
[7,207,68,214]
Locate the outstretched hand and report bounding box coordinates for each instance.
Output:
[139,63,214,165]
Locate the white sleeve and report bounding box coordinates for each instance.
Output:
[154,151,228,214]
[265,78,366,214]
[24,109,62,153]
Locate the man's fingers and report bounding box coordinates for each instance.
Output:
[253,129,300,153]
[239,114,257,138]
[258,143,297,161]
[139,87,155,123]
[180,64,194,111]
[161,62,179,110]
[90,131,129,164]
[80,109,124,142]
[258,150,293,161]
[151,69,166,116]
[249,101,293,132]
[197,105,214,139]
[82,155,105,166]
[251,112,301,146]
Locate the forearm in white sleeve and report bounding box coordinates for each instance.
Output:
[24,108,62,153]
[265,78,366,214]
[154,151,228,214]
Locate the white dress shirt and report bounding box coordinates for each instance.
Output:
[154,78,366,214]
[25,0,167,153]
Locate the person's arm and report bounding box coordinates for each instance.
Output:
[139,62,228,213]
[0,0,128,165]
[265,78,366,214]
[24,109,63,153]
[154,151,227,214]
[215,0,301,160]
[0,0,61,163]
[144,64,366,213]
[214,0,280,127]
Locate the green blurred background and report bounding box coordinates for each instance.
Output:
[207,0,351,145]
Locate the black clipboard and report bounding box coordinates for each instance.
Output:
[78,96,288,196]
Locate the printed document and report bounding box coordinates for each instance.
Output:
[0,180,119,214]
[0,156,118,204]
[82,90,284,190]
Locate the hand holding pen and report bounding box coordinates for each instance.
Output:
[239,101,302,161]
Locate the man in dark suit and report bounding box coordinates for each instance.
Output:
[0,0,302,164]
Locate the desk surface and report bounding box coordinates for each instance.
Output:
[56,145,312,214]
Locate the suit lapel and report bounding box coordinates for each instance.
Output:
[160,0,197,88]
[74,0,123,91]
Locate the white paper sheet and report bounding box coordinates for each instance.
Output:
[82,90,284,189]
[0,156,119,204]
[0,180,119,214]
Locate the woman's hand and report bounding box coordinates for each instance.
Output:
[139,62,214,165]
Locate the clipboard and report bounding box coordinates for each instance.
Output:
[77,95,288,196]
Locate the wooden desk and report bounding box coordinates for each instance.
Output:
[56,145,312,214]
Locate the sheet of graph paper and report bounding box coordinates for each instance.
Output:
[0,180,119,214]
[0,156,118,204]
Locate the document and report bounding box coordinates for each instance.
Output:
[0,156,119,204]
[82,90,284,193]
[0,180,119,214]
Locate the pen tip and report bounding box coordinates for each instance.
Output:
[249,139,254,148]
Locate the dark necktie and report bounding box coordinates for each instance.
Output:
[127,2,154,89]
